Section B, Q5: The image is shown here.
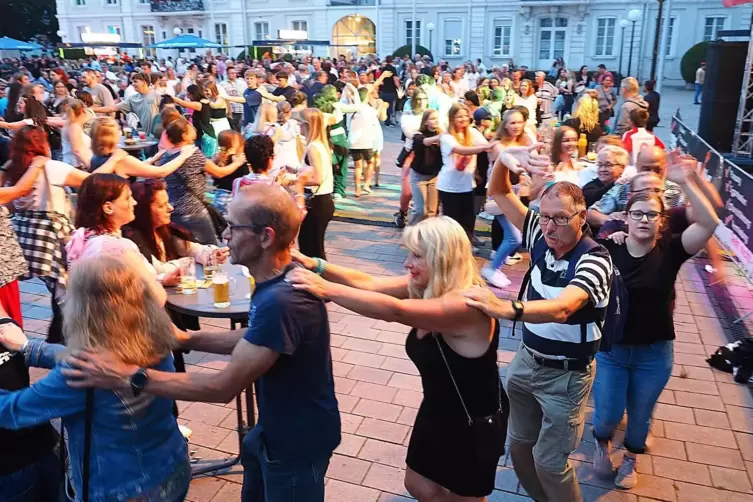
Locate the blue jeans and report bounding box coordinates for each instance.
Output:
[592,341,674,453]
[694,83,703,103]
[0,449,61,502]
[490,214,522,270]
[241,428,330,502]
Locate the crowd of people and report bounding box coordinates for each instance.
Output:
[0,49,725,502]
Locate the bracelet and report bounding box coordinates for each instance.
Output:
[20,340,29,353]
[313,257,327,276]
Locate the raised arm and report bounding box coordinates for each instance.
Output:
[0,157,44,204]
[668,162,721,255]
[93,104,119,114]
[0,118,34,130]
[117,146,197,178]
[488,147,537,231]
[292,249,410,298]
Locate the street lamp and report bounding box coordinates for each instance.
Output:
[626,9,642,77]
[173,27,183,36]
[618,19,628,76]
[426,22,435,56]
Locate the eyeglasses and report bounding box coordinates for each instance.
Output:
[633,187,664,195]
[227,223,268,233]
[628,210,662,222]
[597,162,625,169]
[539,212,580,226]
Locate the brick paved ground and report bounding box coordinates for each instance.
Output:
[17,88,753,501]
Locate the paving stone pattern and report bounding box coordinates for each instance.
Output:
[18,88,753,501]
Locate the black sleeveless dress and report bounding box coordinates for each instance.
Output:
[405,321,509,497]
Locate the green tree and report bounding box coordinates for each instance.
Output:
[0,0,59,42]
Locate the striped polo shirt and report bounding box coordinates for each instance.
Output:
[521,210,613,360]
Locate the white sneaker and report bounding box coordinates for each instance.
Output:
[481,267,512,288]
[615,454,638,489]
[333,193,343,201]
[478,211,494,221]
[505,253,523,266]
[593,440,614,477]
[179,424,193,441]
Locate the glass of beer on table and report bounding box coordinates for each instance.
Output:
[179,257,197,295]
[213,269,231,308]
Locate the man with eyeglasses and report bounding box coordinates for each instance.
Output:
[587,146,685,230]
[582,145,631,208]
[61,184,340,502]
[464,146,614,502]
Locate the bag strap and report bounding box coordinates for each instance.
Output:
[564,236,600,346]
[82,389,93,502]
[433,334,502,425]
[512,237,549,336]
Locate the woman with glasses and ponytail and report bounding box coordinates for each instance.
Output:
[591,157,720,490]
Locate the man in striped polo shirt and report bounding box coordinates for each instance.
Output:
[467,146,613,502]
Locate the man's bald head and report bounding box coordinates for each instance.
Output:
[228,184,301,252]
[636,146,668,179]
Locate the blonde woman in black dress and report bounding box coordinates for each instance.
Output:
[287,216,509,501]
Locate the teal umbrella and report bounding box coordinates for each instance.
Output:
[150,35,222,49]
[0,37,43,51]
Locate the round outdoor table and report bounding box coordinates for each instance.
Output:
[166,264,254,477]
[119,138,159,152]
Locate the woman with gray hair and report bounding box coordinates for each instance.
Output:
[582,144,630,208]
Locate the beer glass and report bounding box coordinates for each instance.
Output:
[213,269,231,308]
[179,257,197,295]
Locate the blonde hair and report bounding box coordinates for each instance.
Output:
[572,95,599,133]
[66,98,85,120]
[300,107,329,146]
[91,117,121,156]
[63,256,176,367]
[403,216,483,299]
[448,103,472,147]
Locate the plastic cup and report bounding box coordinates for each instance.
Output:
[179,257,197,295]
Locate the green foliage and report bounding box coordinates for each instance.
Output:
[392,44,433,61]
[681,41,709,84]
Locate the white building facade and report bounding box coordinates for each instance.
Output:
[55,0,753,84]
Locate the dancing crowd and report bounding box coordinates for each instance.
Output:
[0,50,725,502]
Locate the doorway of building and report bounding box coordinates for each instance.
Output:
[332,15,376,58]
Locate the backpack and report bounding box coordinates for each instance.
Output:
[514,235,628,353]
[410,133,443,176]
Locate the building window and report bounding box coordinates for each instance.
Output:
[107,25,121,36]
[142,25,156,57]
[292,20,307,32]
[405,20,421,47]
[138,0,148,3]
[594,17,616,57]
[492,19,511,57]
[538,17,567,62]
[215,23,228,52]
[656,17,677,57]
[74,0,85,6]
[443,19,462,57]
[255,21,270,41]
[704,17,726,41]
[105,0,117,4]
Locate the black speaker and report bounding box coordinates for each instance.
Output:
[697,41,749,153]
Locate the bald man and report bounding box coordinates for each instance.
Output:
[63,184,340,502]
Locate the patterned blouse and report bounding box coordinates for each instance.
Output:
[163,150,208,217]
[0,207,29,289]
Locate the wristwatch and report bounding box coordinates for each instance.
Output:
[129,368,149,397]
[510,300,525,321]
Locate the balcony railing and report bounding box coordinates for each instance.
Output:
[328,0,376,6]
[150,0,204,12]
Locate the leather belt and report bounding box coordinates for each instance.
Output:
[524,346,592,372]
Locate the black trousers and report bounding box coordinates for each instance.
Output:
[438,190,476,239]
[47,283,64,344]
[299,194,335,259]
[230,112,243,132]
[380,92,398,125]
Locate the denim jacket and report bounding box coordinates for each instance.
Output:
[0,339,190,502]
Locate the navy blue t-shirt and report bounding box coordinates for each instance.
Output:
[243,265,340,463]
[243,88,262,126]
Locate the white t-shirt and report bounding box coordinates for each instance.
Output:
[14,160,74,216]
[306,142,333,196]
[349,104,379,150]
[436,129,487,193]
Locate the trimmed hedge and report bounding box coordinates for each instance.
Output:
[681,42,709,84]
[393,44,433,61]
